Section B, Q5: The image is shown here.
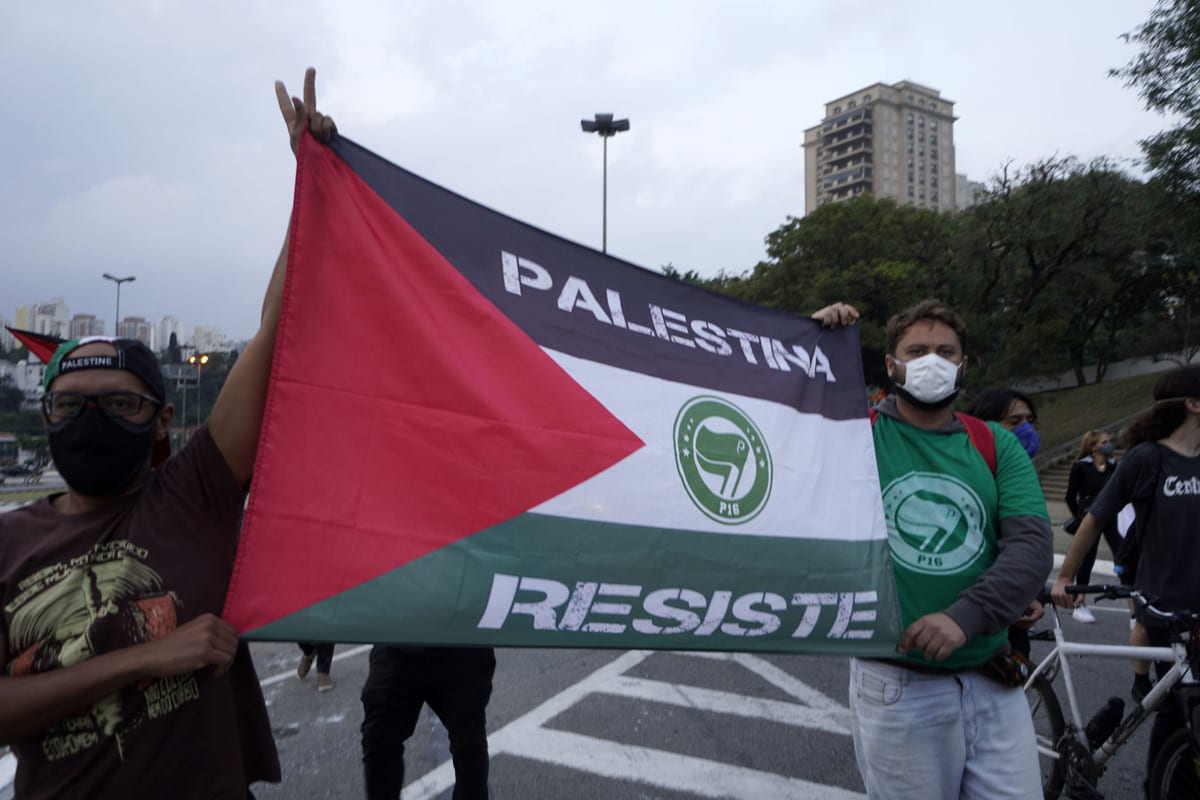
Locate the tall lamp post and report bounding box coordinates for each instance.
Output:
[187,353,209,430]
[177,345,193,442]
[101,273,136,336]
[580,113,629,253]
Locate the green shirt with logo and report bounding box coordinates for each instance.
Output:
[872,409,1049,670]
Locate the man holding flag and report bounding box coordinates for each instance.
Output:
[0,69,335,799]
[815,299,1052,800]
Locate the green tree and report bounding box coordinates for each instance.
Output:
[728,196,954,386]
[0,346,29,364]
[959,157,1154,385]
[165,332,182,364]
[1133,188,1200,364]
[1112,0,1200,199]
[0,376,22,413]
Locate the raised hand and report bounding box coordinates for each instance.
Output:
[275,67,337,156]
[811,302,860,328]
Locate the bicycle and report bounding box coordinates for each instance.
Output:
[1024,584,1200,799]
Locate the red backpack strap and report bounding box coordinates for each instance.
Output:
[874,407,997,475]
[957,412,997,476]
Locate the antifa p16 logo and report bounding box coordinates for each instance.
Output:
[674,396,772,525]
[881,471,987,575]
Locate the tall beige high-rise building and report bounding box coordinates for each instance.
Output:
[69,313,105,338]
[117,316,153,347]
[803,80,957,214]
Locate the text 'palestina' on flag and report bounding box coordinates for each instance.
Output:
[502,251,838,380]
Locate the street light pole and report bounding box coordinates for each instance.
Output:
[101,273,136,336]
[580,113,630,253]
[188,353,209,430]
[177,345,193,440]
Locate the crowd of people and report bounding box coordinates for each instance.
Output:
[1,69,1197,800]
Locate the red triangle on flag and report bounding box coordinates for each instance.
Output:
[224,135,644,632]
[6,327,63,364]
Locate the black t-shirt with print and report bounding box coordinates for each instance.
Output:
[1090,441,1200,614]
[0,426,279,799]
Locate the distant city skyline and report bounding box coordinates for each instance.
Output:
[2,2,1168,340]
[3,296,236,358]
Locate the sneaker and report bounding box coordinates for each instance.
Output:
[296,654,315,680]
[1073,606,1097,624]
[316,672,334,692]
[1132,673,1152,703]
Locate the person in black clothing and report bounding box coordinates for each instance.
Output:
[360,646,496,799]
[1054,365,1200,791]
[1063,430,1120,623]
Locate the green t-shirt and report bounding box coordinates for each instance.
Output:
[873,412,1048,669]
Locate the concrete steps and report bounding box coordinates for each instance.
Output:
[1041,460,1071,505]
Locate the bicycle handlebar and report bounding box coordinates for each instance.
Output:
[1059,584,1200,628]
[1065,584,1130,599]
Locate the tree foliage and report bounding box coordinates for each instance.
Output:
[962,157,1159,383]
[685,158,1185,389]
[0,346,29,364]
[165,332,182,365]
[727,197,956,385]
[0,377,23,413]
[1112,0,1200,199]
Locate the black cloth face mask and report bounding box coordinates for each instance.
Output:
[47,406,158,497]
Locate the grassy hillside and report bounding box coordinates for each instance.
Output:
[1028,372,1160,451]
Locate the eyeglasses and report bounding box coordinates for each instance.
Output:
[41,391,161,423]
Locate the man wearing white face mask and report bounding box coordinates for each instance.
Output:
[813,298,1053,800]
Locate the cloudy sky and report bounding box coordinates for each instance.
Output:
[0,1,1168,342]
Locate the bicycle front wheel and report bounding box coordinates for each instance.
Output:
[1148,728,1200,800]
[1027,673,1066,799]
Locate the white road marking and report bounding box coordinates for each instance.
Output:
[498,727,865,800]
[689,651,850,714]
[601,675,850,735]
[400,649,864,800]
[1052,553,1115,577]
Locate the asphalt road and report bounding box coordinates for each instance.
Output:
[248,594,1153,800]
[0,488,1163,799]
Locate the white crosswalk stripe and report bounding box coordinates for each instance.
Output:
[400,649,863,799]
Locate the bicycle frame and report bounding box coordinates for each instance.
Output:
[1025,602,1193,773]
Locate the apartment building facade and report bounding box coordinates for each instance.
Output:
[803,80,957,214]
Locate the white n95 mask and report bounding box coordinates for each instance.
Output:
[894,353,962,405]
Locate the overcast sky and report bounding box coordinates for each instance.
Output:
[0,1,1168,342]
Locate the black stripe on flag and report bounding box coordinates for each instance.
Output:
[330,136,868,420]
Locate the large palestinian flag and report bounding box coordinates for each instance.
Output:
[223,132,901,654]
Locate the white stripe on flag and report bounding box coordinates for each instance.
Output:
[534,350,886,542]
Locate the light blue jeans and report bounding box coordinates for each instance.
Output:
[848,657,1041,800]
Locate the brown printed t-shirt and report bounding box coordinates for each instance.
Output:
[0,426,279,799]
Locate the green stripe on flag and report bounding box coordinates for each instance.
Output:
[244,513,901,655]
